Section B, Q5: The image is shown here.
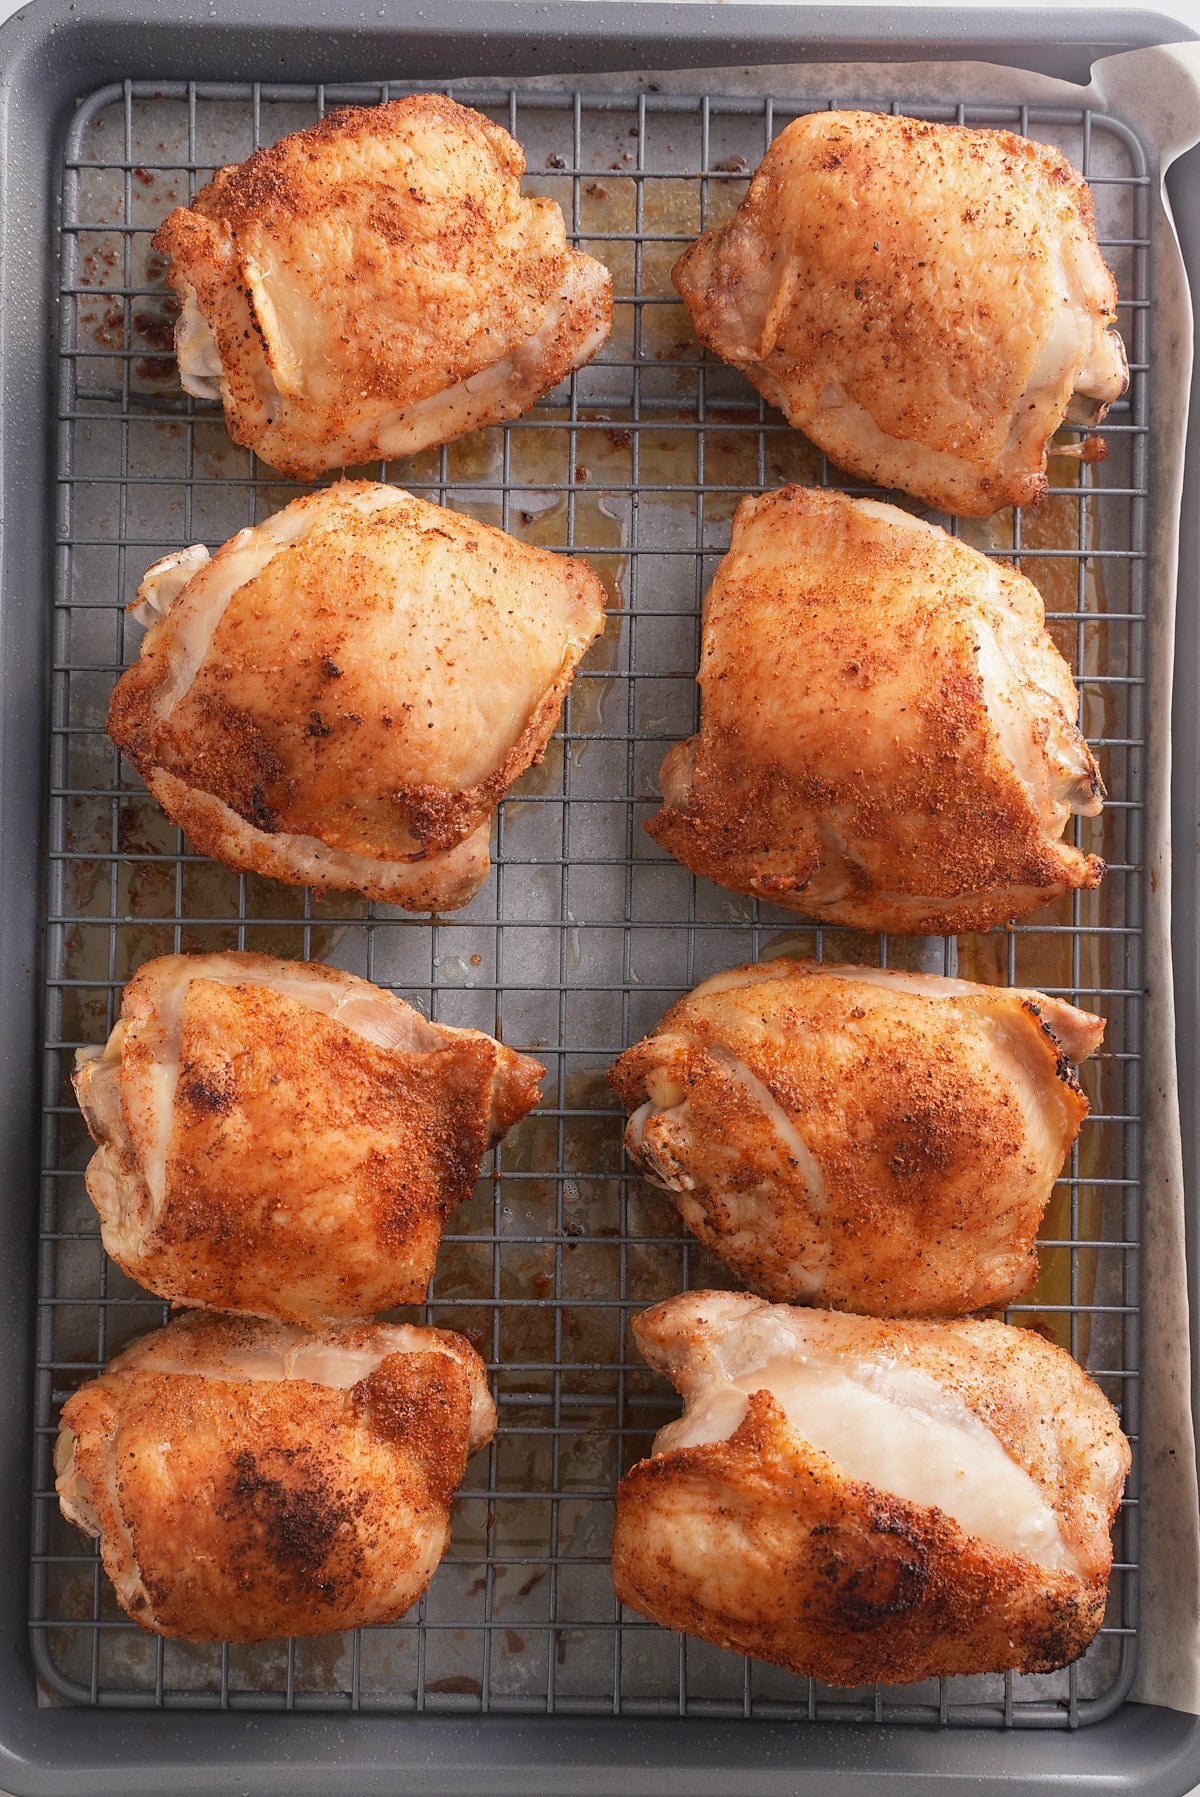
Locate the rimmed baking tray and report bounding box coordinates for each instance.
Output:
[2,3,1199,1793]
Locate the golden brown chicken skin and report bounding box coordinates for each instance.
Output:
[72,951,543,1322]
[56,1312,496,1642]
[648,487,1103,932]
[154,94,613,479]
[673,110,1125,515]
[610,959,1103,1316]
[108,482,607,910]
[613,1293,1129,1686]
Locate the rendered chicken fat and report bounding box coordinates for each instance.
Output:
[153,94,613,478]
[673,110,1125,515]
[107,482,607,910]
[72,950,544,1322]
[648,486,1104,933]
[610,958,1103,1316]
[56,1312,496,1641]
[612,1293,1130,1686]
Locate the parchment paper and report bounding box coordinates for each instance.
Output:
[526,39,1200,1715]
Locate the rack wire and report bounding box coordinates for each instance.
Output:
[31,75,1148,1727]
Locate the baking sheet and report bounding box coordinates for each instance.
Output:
[30,41,1200,1726]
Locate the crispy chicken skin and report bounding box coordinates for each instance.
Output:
[108,482,606,910]
[72,951,543,1322]
[613,1293,1130,1686]
[153,95,613,479]
[673,110,1125,515]
[609,959,1103,1316]
[55,1312,496,1641]
[648,487,1103,932]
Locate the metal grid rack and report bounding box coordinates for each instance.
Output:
[31,75,1148,1728]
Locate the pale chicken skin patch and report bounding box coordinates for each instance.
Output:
[72,951,543,1322]
[154,94,613,479]
[612,1293,1130,1687]
[108,482,607,910]
[649,485,1104,933]
[610,959,1104,1316]
[673,110,1126,515]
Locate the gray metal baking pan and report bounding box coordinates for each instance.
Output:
[3,1,1200,1792]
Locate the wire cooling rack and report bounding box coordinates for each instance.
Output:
[31,76,1147,1727]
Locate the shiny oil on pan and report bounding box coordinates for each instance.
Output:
[33,77,1145,1724]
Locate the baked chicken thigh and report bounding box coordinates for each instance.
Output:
[72,951,543,1321]
[56,1312,496,1641]
[674,110,1125,515]
[613,1292,1129,1685]
[649,486,1103,932]
[108,482,606,910]
[153,94,612,479]
[610,959,1103,1316]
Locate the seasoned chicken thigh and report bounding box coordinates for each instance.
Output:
[72,951,543,1321]
[56,1312,496,1641]
[674,110,1125,515]
[108,482,606,910]
[649,486,1103,932]
[610,959,1103,1316]
[613,1293,1129,1685]
[153,95,612,479]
